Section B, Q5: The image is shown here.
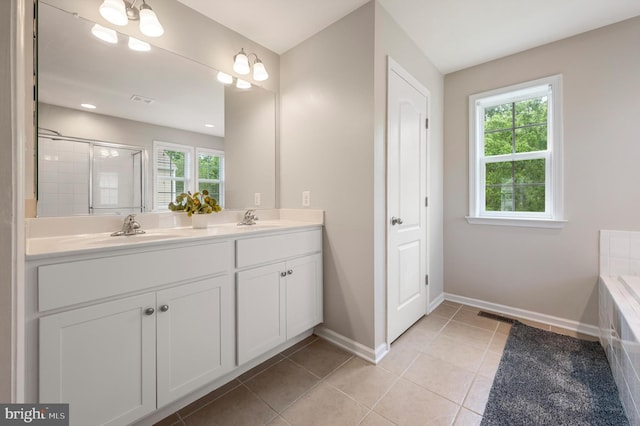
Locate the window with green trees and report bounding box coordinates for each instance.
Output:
[153,142,225,210]
[468,75,564,225]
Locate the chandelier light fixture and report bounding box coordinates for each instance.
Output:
[99,0,164,37]
[233,48,269,82]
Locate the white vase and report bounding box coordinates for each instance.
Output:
[191,214,209,229]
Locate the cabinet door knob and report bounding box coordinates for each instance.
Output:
[144,307,155,316]
[160,304,169,312]
[287,269,293,275]
[280,271,287,277]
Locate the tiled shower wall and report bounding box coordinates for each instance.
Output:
[599,230,640,276]
[599,230,640,425]
[37,138,90,217]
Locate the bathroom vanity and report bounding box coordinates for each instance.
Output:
[25,217,323,425]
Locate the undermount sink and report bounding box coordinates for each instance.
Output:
[89,232,180,245]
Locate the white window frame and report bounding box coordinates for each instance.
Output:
[195,147,225,208]
[467,75,566,228]
[152,141,194,211]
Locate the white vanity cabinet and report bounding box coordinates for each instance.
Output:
[35,241,234,426]
[236,230,323,365]
[40,293,157,426]
[27,223,323,426]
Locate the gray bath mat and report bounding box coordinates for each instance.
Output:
[481,321,629,426]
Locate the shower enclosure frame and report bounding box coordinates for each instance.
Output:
[37,130,148,215]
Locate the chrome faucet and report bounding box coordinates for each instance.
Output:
[111,214,146,236]
[239,209,258,226]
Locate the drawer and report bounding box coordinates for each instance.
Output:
[236,229,322,268]
[38,241,230,312]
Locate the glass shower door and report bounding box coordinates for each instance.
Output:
[91,145,143,215]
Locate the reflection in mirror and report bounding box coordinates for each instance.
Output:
[37,1,276,216]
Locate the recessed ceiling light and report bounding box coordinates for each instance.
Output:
[204,124,215,128]
[81,103,97,109]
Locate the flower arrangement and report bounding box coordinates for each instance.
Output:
[168,190,222,216]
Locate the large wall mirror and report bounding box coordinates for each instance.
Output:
[36,0,276,217]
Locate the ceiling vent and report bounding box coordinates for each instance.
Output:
[130,94,155,105]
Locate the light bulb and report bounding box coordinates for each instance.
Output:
[91,24,118,44]
[128,37,151,52]
[252,59,269,81]
[233,49,250,75]
[216,72,233,85]
[139,5,164,37]
[99,0,128,26]
[236,78,251,89]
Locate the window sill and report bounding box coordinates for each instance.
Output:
[465,216,567,229]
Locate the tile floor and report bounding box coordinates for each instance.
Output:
[154,301,598,426]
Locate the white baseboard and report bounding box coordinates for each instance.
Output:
[444,293,600,337]
[428,292,445,314]
[314,326,389,364]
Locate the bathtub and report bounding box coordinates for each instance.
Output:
[599,275,640,425]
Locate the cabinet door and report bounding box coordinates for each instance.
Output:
[237,263,286,365]
[40,293,156,426]
[286,254,323,338]
[156,275,234,407]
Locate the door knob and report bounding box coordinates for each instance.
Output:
[391,216,403,225]
[280,271,287,277]
[287,270,293,275]
[160,304,169,312]
[144,307,155,316]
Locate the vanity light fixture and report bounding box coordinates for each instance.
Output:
[236,78,252,90]
[216,72,233,85]
[204,124,215,128]
[233,48,269,82]
[99,0,164,37]
[90,24,118,44]
[128,37,151,52]
[81,103,97,109]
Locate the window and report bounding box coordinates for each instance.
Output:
[468,75,565,228]
[153,142,225,210]
[153,141,192,210]
[196,148,224,207]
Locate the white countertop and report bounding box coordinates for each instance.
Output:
[26,220,322,259]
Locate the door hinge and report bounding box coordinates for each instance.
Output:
[425,118,429,129]
[425,197,428,207]
[425,275,429,286]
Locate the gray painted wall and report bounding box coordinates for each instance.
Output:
[444,16,640,326]
[281,1,444,351]
[281,3,377,348]
[0,0,14,403]
[39,103,224,151]
[224,87,276,209]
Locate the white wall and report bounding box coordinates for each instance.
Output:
[281,1,444,352]
[444,16,640,326]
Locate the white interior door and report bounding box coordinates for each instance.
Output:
[387,58,429,343]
